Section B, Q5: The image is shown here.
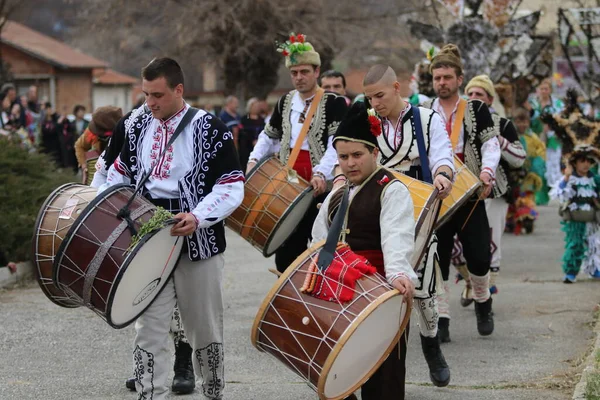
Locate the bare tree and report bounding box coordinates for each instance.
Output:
[68,0,431,100]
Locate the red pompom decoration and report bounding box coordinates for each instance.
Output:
[282,50,290,56]
[368,115,382,137]
[290,35,296,43]
[297,34,305,43]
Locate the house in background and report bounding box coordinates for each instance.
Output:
[93,68,138,112]
[0,20,137,115]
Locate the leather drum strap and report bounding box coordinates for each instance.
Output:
[286,88,325,169]
[450,99,467,152]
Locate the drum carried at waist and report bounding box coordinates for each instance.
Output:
[32,183,183,328]
[388,169,441,269]
[435,156,481,229]
[251,241,412,400]
[225,156,314,256]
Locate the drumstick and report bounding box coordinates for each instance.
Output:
[461,190,486,231]
[268,268,282,277]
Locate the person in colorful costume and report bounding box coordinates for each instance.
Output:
[248,33,348,273]
[312,101,416,400]
[422,44,501,341]
[543,89,600,283]
[526,79,564,205]
[100,57,244,400]
[455,75,526,304]
[507,108,546,235]
[90,104,197,394]
[354,64,454,387]
[74,106,123,183]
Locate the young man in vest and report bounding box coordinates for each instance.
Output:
[248,33,348,273]
[347,64,453,387]
[312,102,416,400]
[422,44,502,340]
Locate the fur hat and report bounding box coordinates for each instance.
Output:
[429,44,463,76]
[88,106,123,137]
[277,33,321,68]
[465,74,497,99]
[541,88,600,164]
[333,102,379,149]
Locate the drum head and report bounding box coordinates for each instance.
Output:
[412,195,441,269]
[263,187,314,257]
[106,225,184,328]
[320,293,410,399]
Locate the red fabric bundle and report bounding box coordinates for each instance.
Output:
[305,246,377,303]
[293,150,313,181]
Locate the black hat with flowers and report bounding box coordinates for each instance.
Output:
[333,101,382,148]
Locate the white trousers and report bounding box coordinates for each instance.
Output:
[133,254,225,400]
[484,198,509,271]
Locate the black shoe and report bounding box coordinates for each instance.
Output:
[438,317,451,343]
[172,341,195,394]
[474,297,494,336]
[420,334,451,387]
[125,377,136,391]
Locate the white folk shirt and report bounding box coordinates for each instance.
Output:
[432,98,500,178]
[249,91,338,179]
[311,181,418,284]
[381,104,454,175]
[99,103,244,229]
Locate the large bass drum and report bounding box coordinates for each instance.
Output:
[37,183,183,328]
[226,156,314,256]
[252,241,412,400]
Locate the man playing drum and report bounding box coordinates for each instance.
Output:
[455,75,526,306]
[346,64,455,387]
[92,105,197,394]
[422,44,502,340]
[100,57,244,400]
[312,102,416,399]
[247,33,348,273]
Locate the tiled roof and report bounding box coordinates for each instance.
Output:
[93,68,138,85]
[1,20,107,69]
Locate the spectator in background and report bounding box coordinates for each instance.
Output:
[319,69,351,105]
[73,104,89,138]
[219,95,240,148]
[40,102,77,170]
[1,82,26,127]
[239,97,265,171]
[27,85,40,114]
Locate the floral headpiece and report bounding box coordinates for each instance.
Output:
[276,32,321,68]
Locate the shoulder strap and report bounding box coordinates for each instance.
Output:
[317,185,350,271]
[287,88,325,168]
[135,107,199,193]
[451,99,467,151]
[411,105,433,183]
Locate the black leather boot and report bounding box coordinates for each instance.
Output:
[420,334,451,387]
[474,297,494,336]
[171,341,195,394]
[438,317,451,343]
[125,377,136,391]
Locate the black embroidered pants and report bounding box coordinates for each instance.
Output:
[436,199,491,280]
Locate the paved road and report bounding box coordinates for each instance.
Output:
[0,205,598,399]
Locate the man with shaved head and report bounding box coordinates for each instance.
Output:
[344,63,455,387]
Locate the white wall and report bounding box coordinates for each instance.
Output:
[92,85,132,112]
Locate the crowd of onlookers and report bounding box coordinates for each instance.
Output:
[0,82,90,173]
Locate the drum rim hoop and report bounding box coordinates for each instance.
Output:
[32,182,82,308]
[53,183,134,285]
[413,195,442,270]
[262,185,314,257]
[317,292,412,399]
[104,229,183,329]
